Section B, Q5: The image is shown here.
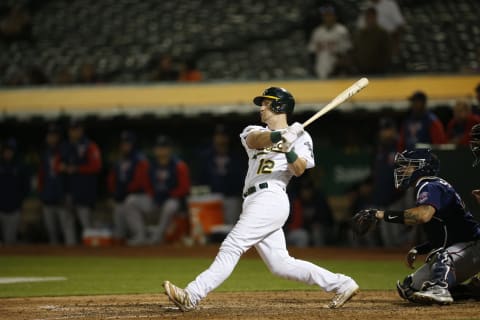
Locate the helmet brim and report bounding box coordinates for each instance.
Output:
[253,95,278,106]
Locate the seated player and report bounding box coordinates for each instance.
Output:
[107,130,150,245]
[353,149,480,304]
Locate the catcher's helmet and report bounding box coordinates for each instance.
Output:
[470,123,480,167]
[394,149,440,190]
[253,87,295,114]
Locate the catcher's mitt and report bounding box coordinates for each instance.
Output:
[351,209,378,237]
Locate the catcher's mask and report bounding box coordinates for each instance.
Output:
[253,87,295,114]
[470,123,480,167]
[394,149,440,189]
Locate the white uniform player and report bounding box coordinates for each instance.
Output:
[163,87,359,311]
[308,5,351,79]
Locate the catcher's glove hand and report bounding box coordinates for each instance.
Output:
[351,209,379,237]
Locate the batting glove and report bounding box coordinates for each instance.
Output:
[281,122,304,152]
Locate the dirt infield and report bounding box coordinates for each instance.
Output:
[2,246,479,320]
[2,290,480,320]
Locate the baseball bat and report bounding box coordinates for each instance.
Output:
[302,77,369,128]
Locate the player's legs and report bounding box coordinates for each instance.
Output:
[150,198,180,244]
[75,205,92,230]
[255,228,356,293]
[448,241,480,284]
[222,196,241,226]
[123,194,154,245]
[42,205,60,245]
[185,188,289,305]
[113,203,128,240]
[286,229,310,248]
[57,206,77,246]
[0,211,20,245]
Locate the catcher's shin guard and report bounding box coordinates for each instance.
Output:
[429,250,456,288]
[396,275,416,301]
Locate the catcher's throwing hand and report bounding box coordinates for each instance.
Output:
[281,122,304,152]
[406,248,417,269]
[351,209,379,237]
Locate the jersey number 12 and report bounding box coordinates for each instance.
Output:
[257,159,274,174]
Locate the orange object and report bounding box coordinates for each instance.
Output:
[188,194,224,236]
[82,228,113,247]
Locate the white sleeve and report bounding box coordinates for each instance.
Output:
[293,132,315,169]
[387,0,405,28]
[239,125,266,149]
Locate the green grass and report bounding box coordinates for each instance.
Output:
[0,256,408,298]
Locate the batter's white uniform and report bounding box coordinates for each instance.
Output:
[185,125,356,305]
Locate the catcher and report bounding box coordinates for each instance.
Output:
[352,148,480,304]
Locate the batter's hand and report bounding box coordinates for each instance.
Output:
[281,122,304,152]
[405,248,417,269]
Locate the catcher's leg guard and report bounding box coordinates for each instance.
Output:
[397,275,416,301]
[424,250,456,289]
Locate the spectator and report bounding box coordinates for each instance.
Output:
[130,135,190,245]
[286,178,335,247]
[150,54,179,82]
[0,138,30,245]
[59,119,102,241]
[178,59,202,82]
[197,124,244,226]
[107,130,150,245]
[357,0,405,57]
[347,177,378,247]
[352,7,392,75]
[370,117,411,247]
[307,5,352,79]
[38,123,76,246]
[447,99,480,146]
[397,91,447,151]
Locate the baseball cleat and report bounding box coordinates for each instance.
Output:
[327,282,359,308]
[411,285,453,305]
[163,280,197,312]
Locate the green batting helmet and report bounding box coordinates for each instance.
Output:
[253,87,295,114]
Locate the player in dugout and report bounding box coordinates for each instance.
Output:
[107,130,151,245]
[353,148,480,304]
[163,87,359,312]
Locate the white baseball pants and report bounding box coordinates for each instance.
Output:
[185,185,355,305]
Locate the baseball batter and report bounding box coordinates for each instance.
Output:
[163,87,359,311]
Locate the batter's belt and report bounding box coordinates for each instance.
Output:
[243,182,269,198]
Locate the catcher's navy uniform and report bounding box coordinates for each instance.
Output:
[402,176,480,298]
[414,177,480,252]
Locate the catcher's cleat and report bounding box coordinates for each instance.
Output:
[163,280,197,312]
[411,284,453,305]
[327,282,359,309]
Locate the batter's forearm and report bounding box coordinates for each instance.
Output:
[246,131,281,149]
[287,153,307,177]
